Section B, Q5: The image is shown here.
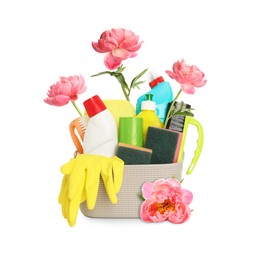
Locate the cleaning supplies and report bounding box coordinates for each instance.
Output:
[136,94,163,143]
[165,102,192,130]
[82,95,118,157]
[145,127,181,164]
[136,74,173,123]
[116,142,152,165]
[70,100,136,153]
[103,99,136,130]
[118,117,143,147]
[69,116,89,154]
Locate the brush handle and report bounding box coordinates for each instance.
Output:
[69,117,85,154]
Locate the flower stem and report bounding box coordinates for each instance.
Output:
[121,85,130,101]
[71,101,83,117]
[113,73,130,101]
[164,89,182,128]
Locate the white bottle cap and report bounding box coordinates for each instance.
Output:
[141,94,156,110]
[141,100,156,110]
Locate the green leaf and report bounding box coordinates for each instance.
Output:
[132,80,146,89]
[138,192,145,201]
[91,71,112,77]
[186,111,194,117]
[115,65,126,74]
[130,68,148,90]
[172,111,194,117]
[114,73,129,90]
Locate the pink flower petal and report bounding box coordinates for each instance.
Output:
[141,182,153,199]
[168,203,191,224]
[104,52,122,70]
[181,189,193,204]
[140,200,153,222]
[91,42,107,53]
[44,95,70,106]
[119,33,138,49]
[97,38,118,52]
[111,28,125,44]
[150,213,167,223]
[181,83,196,94]
[165,70,174,79]
[195,79,207,88]
[140,200,167,223]
[153,178,167,186]
[125,41,143,52]
[77,75,87,93]
[129,52,138,58]
[167,178,181,188]
[103,37,118,49]
[112,48,130,60]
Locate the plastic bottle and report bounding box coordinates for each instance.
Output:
[136,74,173,124]
[82,95,118,157]
[136,94,163,143]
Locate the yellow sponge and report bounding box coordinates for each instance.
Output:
[85,99,136,129]
[103,100,136,129]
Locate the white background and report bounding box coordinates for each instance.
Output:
[1,0,260,259]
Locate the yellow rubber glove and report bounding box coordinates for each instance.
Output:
[58,175,86,226]
[58,154,124,226]
[100,155,124,204]
[83,155,103,210]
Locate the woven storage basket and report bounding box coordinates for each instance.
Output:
[80,161,183,218]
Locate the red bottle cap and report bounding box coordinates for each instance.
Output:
[83,95,106,117]
[149,76,164,88]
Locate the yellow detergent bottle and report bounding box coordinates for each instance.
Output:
[136,94,163,144]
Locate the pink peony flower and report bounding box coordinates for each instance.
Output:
[44,75,86,116]
[44,75,86,106]
[163,59,207,128]
[140,178,193,224]
[166,59,207,94]
[92,28,143,70]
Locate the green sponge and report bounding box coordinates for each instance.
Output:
[144,127,180,164]
[116,142,152,165]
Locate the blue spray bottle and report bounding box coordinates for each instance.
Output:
[136,73,174,123]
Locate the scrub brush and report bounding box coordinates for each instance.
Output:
[69,116,89,154]
[166,102,192,131]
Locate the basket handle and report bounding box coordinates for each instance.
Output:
[177,116,204,175]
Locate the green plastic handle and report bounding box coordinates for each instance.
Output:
[177,116,204,175]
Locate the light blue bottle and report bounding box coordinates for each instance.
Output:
[136,76,173,123]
